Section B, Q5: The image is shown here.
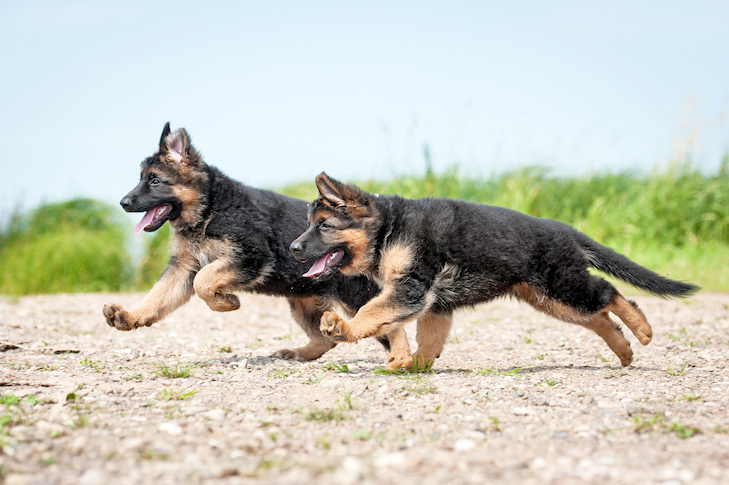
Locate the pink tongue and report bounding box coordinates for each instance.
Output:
[134,210,157,235]
[302,256,329,278]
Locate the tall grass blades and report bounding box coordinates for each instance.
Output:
[0,199,134,295]
[135,223,172,289]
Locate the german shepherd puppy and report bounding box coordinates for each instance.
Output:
[289,172,699,369]
[103,124,410,363]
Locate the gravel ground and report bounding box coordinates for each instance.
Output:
[1,291,728,484]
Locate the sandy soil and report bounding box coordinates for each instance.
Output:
[1,291,728,484]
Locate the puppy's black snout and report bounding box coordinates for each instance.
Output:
[120,197,133,211]
[289,241,305,260]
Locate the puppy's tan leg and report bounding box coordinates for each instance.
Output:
[273,297,337,361]
[413,312,452,367]
[320,283,416,342]
[104,261,195,330]
[321,307,408,343]
[386,312,452,371]
[605,295,653,345]
[384,327,412,368]
[193,258,241,312]
[512,283,634,366]
[581,311,633,366]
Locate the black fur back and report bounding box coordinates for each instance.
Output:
[371,196,698,311]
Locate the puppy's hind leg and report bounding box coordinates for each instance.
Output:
[605,295,653,345]
[384,327,413,368]
[272,297,337,361]
[513,282,633,366]
[581,311,634,367]
[386,312,452,371]
[414,312,452,368]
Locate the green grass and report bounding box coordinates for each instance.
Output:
[1,394,37,447]
[302,373,324,385]
[540,378,562,387]
[400,374,438,395]
[157,388,199,401]
[323,362,350,373]
[135,223,172,289]
[153,362,197,379]
[352,429,373,440]
[1,158,728,295]
[0,199,133,295]
[682,391,702,402]
[304,392,356,422]
[473,366,534,377]
[631,412,701,439]
[80,359,102,373]
[664,362,688,377]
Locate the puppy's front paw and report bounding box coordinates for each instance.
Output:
[271,348,304,361]
[103,304,137,331]
[386,356,413,371]
[320,311,349,342]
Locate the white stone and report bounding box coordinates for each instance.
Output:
[454,438,476,451]
[159,422,182,435]
[511,407,536,416]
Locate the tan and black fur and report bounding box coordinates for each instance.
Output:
[289,172,700,369]
[103,124,411,363]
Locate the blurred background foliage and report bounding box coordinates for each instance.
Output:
[0,199,133,295]
[2,157,728,295]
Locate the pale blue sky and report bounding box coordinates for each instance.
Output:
[1,1,727,222]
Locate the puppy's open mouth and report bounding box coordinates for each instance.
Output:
[134,204,173,234]
[302,250,344,278]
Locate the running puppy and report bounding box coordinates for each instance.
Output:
[289,172,699,369]
[103,125,410,363]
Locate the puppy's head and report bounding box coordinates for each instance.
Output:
[120,122,208,233]
[290,173,380,278]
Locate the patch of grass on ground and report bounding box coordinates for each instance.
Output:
[153,362,197,379]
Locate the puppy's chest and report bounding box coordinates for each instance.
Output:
[174,236,235,268]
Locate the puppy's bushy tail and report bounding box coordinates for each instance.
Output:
[575,232,700,298]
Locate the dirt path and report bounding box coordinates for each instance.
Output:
[1,292,728,484]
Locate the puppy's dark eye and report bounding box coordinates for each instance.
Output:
[150,178,160,186]
[319,222,333,230]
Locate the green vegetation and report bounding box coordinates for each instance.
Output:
[304,392,356,422]
[664,362,688,377]
[301,373,324,385]
[0,199,133,294]
[473,366,534,377]
[682,391,702,402]
[157,388,199,401]
[540,378,562,387]
[401,373,438,395]
[1,158,728,295]
[631,411,701,439]
[1,394,37,447]
[269,368,299,380]
[135,223,171,289]
[79,358,102,373]
[323,362,350,373]
[152,362,197,379]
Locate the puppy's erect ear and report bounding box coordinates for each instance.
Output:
[158,122,172,149]
[315,172,348,208]
[315,172,372,213]
[159,124,191,164]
